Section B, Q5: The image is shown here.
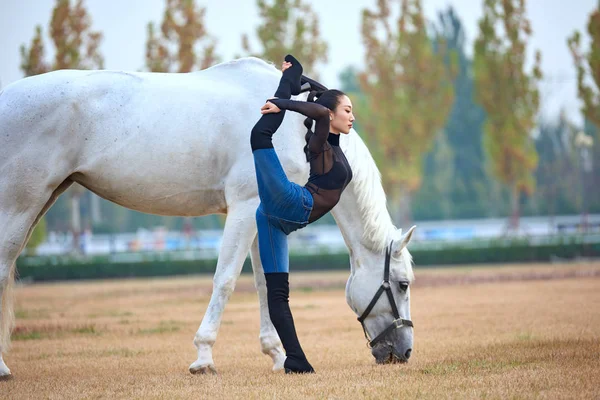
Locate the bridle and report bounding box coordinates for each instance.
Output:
[357,241,414,348]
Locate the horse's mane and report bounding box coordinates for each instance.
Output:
[341,131,397,251]
[342,129,415,281]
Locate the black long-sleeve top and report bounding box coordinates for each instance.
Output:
[270,98,353,223]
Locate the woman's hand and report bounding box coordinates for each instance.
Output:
[261,101,281,114]
[281,61,292,72]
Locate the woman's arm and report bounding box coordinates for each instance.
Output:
[268,99,329,120]
[266,99,330,152]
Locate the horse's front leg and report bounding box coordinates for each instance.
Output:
[249,237,286,371]
[189,200,258,375]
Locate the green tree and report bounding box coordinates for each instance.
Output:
[241,0,328,76]
[20,0,104,249]
[20,26,49,76]
[529,113,578,217]
[21,0,104,73]
[473,0,542,230]
[358,0,456,224]
[430,7,488,219]
[583,119,599,214]
[568,2,599,217]
[568,2,600,129]
[412,133,455,220]
[339,66,361,94]
[146,0,219,72]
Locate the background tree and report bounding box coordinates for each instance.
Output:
[21,0,104,73]
[568,1,599,219]
[473,0,542,231]
[146,0,219,72]
[568,2,600,129]
[20,26,49,76]
[241,0,328,77]
[357,0,456,225]
[20,0,104,251]
[529,113,578,219]
[411,133,455,220]
[414,7,488,220]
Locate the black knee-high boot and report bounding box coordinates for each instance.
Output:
[250,55,303,152]
[265,272,315,374]
[274,54,303,98]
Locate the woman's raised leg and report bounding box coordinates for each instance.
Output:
[250,54,303,152]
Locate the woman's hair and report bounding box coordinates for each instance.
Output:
[303,89,346,161]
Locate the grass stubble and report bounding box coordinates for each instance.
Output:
[2,262,599,399]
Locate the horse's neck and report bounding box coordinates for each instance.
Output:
[330,189,370,255]
[330,131,396,269]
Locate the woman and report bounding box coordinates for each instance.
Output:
[250,55,355,374]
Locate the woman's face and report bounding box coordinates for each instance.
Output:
[330,95,355,135]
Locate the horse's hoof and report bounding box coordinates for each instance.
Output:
[272,353,286,371]
[264,345,286,372]
[0,374,13,381]
[189,362,217,375]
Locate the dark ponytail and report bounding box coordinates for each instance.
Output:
[303,90,319,161]
[303,89,346,161]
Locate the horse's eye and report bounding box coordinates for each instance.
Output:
[398,282,409,292]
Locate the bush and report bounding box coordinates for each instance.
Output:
[15,238,600,283]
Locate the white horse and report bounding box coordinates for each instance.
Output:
[0,57,416,377]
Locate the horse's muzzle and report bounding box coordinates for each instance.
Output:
[372,343,412,364]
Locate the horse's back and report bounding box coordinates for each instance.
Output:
[0,58,309,215]
[0,57,278,160]
[0,57,279,120]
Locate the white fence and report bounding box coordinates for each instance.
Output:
[33,214,600,257]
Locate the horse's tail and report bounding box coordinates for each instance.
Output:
[0,267,15,351]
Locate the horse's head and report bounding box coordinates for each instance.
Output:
[345,226,416,364]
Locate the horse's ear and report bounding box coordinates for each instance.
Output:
[392,225,416,257]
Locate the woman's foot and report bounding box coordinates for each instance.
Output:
[301,74,328,93]
[284,356,315,374]
[279,54,303,96]
[265,273,314,374]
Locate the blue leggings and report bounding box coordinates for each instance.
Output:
[250,70,313,273]
[253,148,313,273]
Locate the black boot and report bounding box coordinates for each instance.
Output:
[250,55,304,152]
[301,74,328,93]
[274,54,303,98]
[265,272,315,374]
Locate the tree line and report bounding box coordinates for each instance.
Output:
[17,0,600,245]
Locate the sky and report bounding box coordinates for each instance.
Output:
[0,0,597,124]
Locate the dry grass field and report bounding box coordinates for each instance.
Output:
[2,262,600,399]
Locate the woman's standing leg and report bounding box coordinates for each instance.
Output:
[251,55,315,373]
[255,209,314,373]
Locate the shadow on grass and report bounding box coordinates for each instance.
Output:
[136,320,182,335]
[12,323,100,341]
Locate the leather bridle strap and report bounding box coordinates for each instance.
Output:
[368,317,414,347]
[356,242,414,348]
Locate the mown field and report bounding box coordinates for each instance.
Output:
[2,262,600,399]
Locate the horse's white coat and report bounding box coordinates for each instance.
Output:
[0,58,414,376]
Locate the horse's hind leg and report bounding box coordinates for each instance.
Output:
[249,237,285,371]
[0,178,73,378]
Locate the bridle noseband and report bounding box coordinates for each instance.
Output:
[357,241,414,348]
